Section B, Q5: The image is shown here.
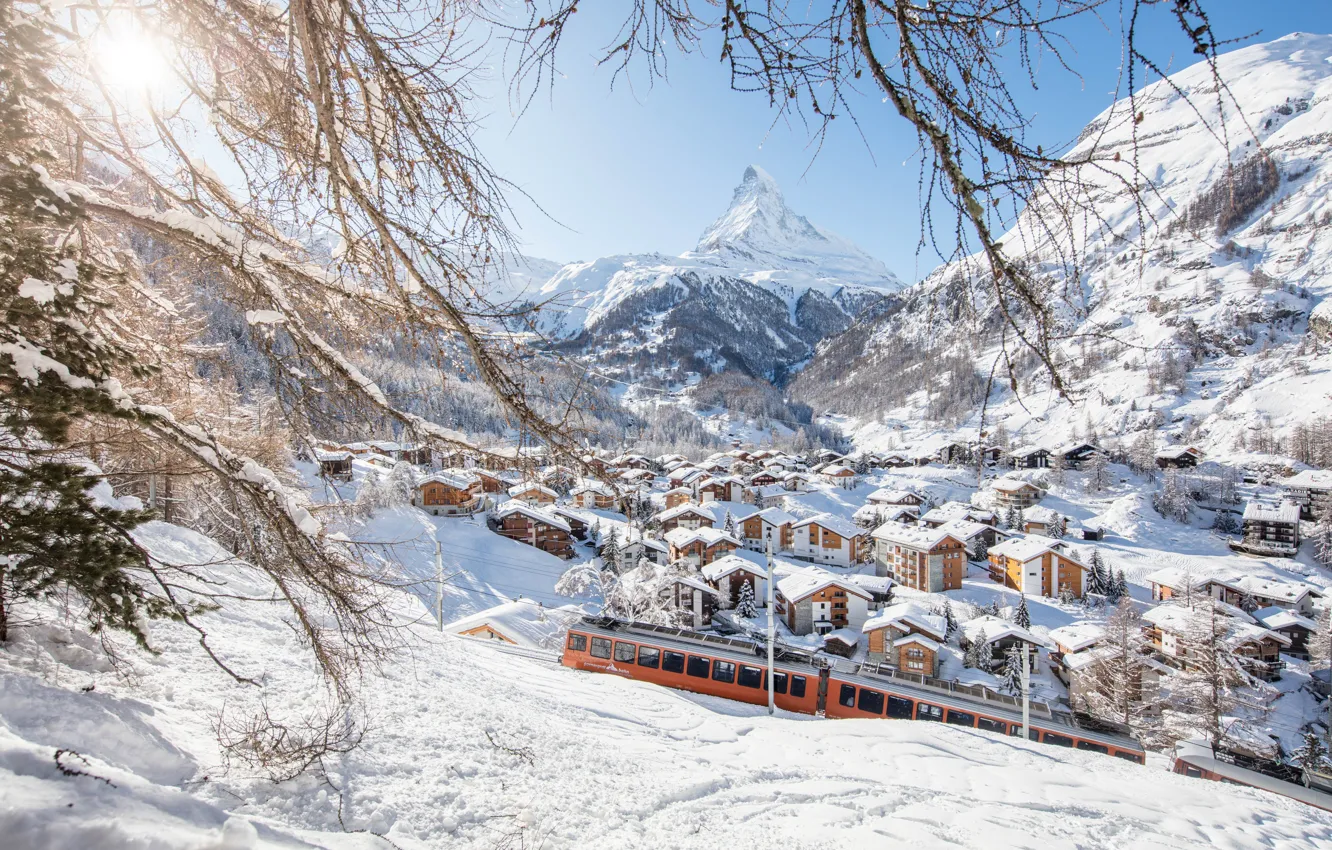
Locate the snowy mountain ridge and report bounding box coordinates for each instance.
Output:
[529,166,903,385]
[794,32,1332,458]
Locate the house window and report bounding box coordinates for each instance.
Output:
[590,637,612,659]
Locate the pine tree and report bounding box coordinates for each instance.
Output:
[1154,469,1191,523]
[1129,431,1157,481]
[974,630,994,673]
[1310,607,1332,671]
[943,599,959,642]
[1000,646,1025,695]
[972,538,988,563]
[723,510,737,538]
[1292,731,1330,770]
[1085,548,1108,597]
[0,23,158,644]
[1005,505,1024,531]
[1086,451,1111,492]
[1312,513,1332,569]
[1014,595,1031,630]
[1076,598,1162,734]
[600,529,621,573]
[1050,513,1066,539]
[735,580,757,619]
[1113,570,1129,602]
[964,628,986,669]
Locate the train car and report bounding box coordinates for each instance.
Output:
[825,665,1146,762]
[1173,740,1332,812]
[562,618,822,715]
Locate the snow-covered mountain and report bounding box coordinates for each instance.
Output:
[533,166,903,384]
[794,32,1332,458]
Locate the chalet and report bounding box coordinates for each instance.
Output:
[664,527,741,567]
[1142,604,1289,681]
[747,483,790,509]
[660,573,719,629]
[618,468,656,487]
[776,569,871,635]
[1053,442,1103,470]
[866,488,926,508]
[1281,469,1332,520]
[413,471,482,516]
[668,467,708,488]
[612,453,653,471]
[920,501,996,528]
[820,464,857,489]
[987,534,1086,599]
[934,518,998,559]
[845,573,895,609]
[697,476,743,503]
[1208,574,1320,616]
[700,459,732,475]
[367,441,431,465]
[990,478,1043,510]
[1155,445,1204,469]
[1047,622,1106,659]
[638,537,670,566]
[960,616,1049,666]
[748,470,780,488]
[862,603,947,666]
[656,453,688,467]
[1254,607,1316,658]
[655,503,716,533]
[493,502,575,559]
[1231,500,1300,556]
[314,449,354,481]
[781,471,813,492]
[937,441,972,466]
[816,449,846,465]
[570,481,617,510]
[892,635,942,677]
[700,553,769,609]
[740,507,795,554]
[443,599,563,650]
[1064,646,1171,712]
[663,487,693,509]
[548,506,589,540]
[880,453,913,468]
[791,514,868,568]
[853,503,919,529]
[870,522,967,592]
[1008,445,1051,469]
[1144,568,1213,604]
[581,454,610,475]
[471,468,511,494]
[507,481,557,505]
[340,441,372,455]
[1021,505,1065,537]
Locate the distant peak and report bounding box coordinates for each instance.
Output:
[741,164,779,191]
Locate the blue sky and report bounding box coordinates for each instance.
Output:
[475,4,1327,281]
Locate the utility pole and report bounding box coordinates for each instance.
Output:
[1020,643,1031,740]
[435,537,444,631]
[766,538,776,716]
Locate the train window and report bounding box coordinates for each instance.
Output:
[590,637,612,659]
[662,651,685,673]
[790,676,807,699]
[1076,741,1110,754]
[1043,732,1074,748]
[686,655,711,678]
[1116,752,1146,765]
[771,672,789,694]
[613,642,636,663]
[1183,765,1203,778]
[1008,725,1040,740]
[976,717,1007,734]
[839,684,856,708]
[916,703,943,722]
[886,696,914,719]
[567,634,587,652]
[637,646,661,669]
[712,660,736,684]
[857,689,885,715]
[738,666,763,689]
[945,710,976,727]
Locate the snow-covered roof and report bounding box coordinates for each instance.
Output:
[866,487,924,504]
[988,534,1078,566]
[1212,574,1317,604]
[934,519,991,542]
[1023,505,1062,525]
[700,553,766,582]
[870,521,963,550]
[1241,500,1300,524]
[961,616,1049,648]
[444,599,567,650]
[792,513,863,539]
[1008,444,1050,458]
[1142,567,1215,591]
[1047,622,1106,653]
[861,603,946,642]
[990,477,1040,493]
[824,628,860,647]
[314,449,353,462]
[920,501,992,524]
[656,503,717,523]
[821,464,855,476]
[494,501,571,532]
[420,470,480,491]
[1282,469,1332,489]
[750,483,789,498]
[571,480,616,497]
[1253,606,1317,632]
[663,526,741,549]
[756,507,797,526]
[507,481,558,498]
[1155,445,1203,460]
[669,574,720,596]
[781,470,811,481]
[845,573,894,594]
[777,567,872,603]
[894,634,941,652]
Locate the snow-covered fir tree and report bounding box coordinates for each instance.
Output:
[1128,431,1157,481]
[1154,469,1192,523]
[963,629,987,669]
[1014,596,1031,630]
[1086,451,1112,492]
[1000,647,1025,695]
[1291,731,1330,770]
[735,580,757,619]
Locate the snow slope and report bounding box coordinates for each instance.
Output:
[796,32,1332,458]
[5,540,1330,849]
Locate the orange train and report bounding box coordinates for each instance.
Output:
[563,617,1146,763]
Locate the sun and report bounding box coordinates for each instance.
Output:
[94,27,172,96]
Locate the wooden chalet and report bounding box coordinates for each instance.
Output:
[471,468,510,494]
[1007,445,1051,469]
[412,471,482,516]
[700,554,768,609]
[870,522,967,592]
[655,503,717,533]
[792,514,868,568]
[1155,445,1204,469]
[775,569,871,635]
[493,502,575,559]
[866,488,926,508]
[663,487,693,509]
[990,478,1043,509]
[570,482,617,510]
[1054,442,1103,470]
[748,470,780,488]
[987,535,1086,599]
[664,527,741,567]
[740,507,795,553]
[314,449,354,481]
[507,481,558,506]
[820,464,857,489]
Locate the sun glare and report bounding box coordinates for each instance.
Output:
[94,29,171,96]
